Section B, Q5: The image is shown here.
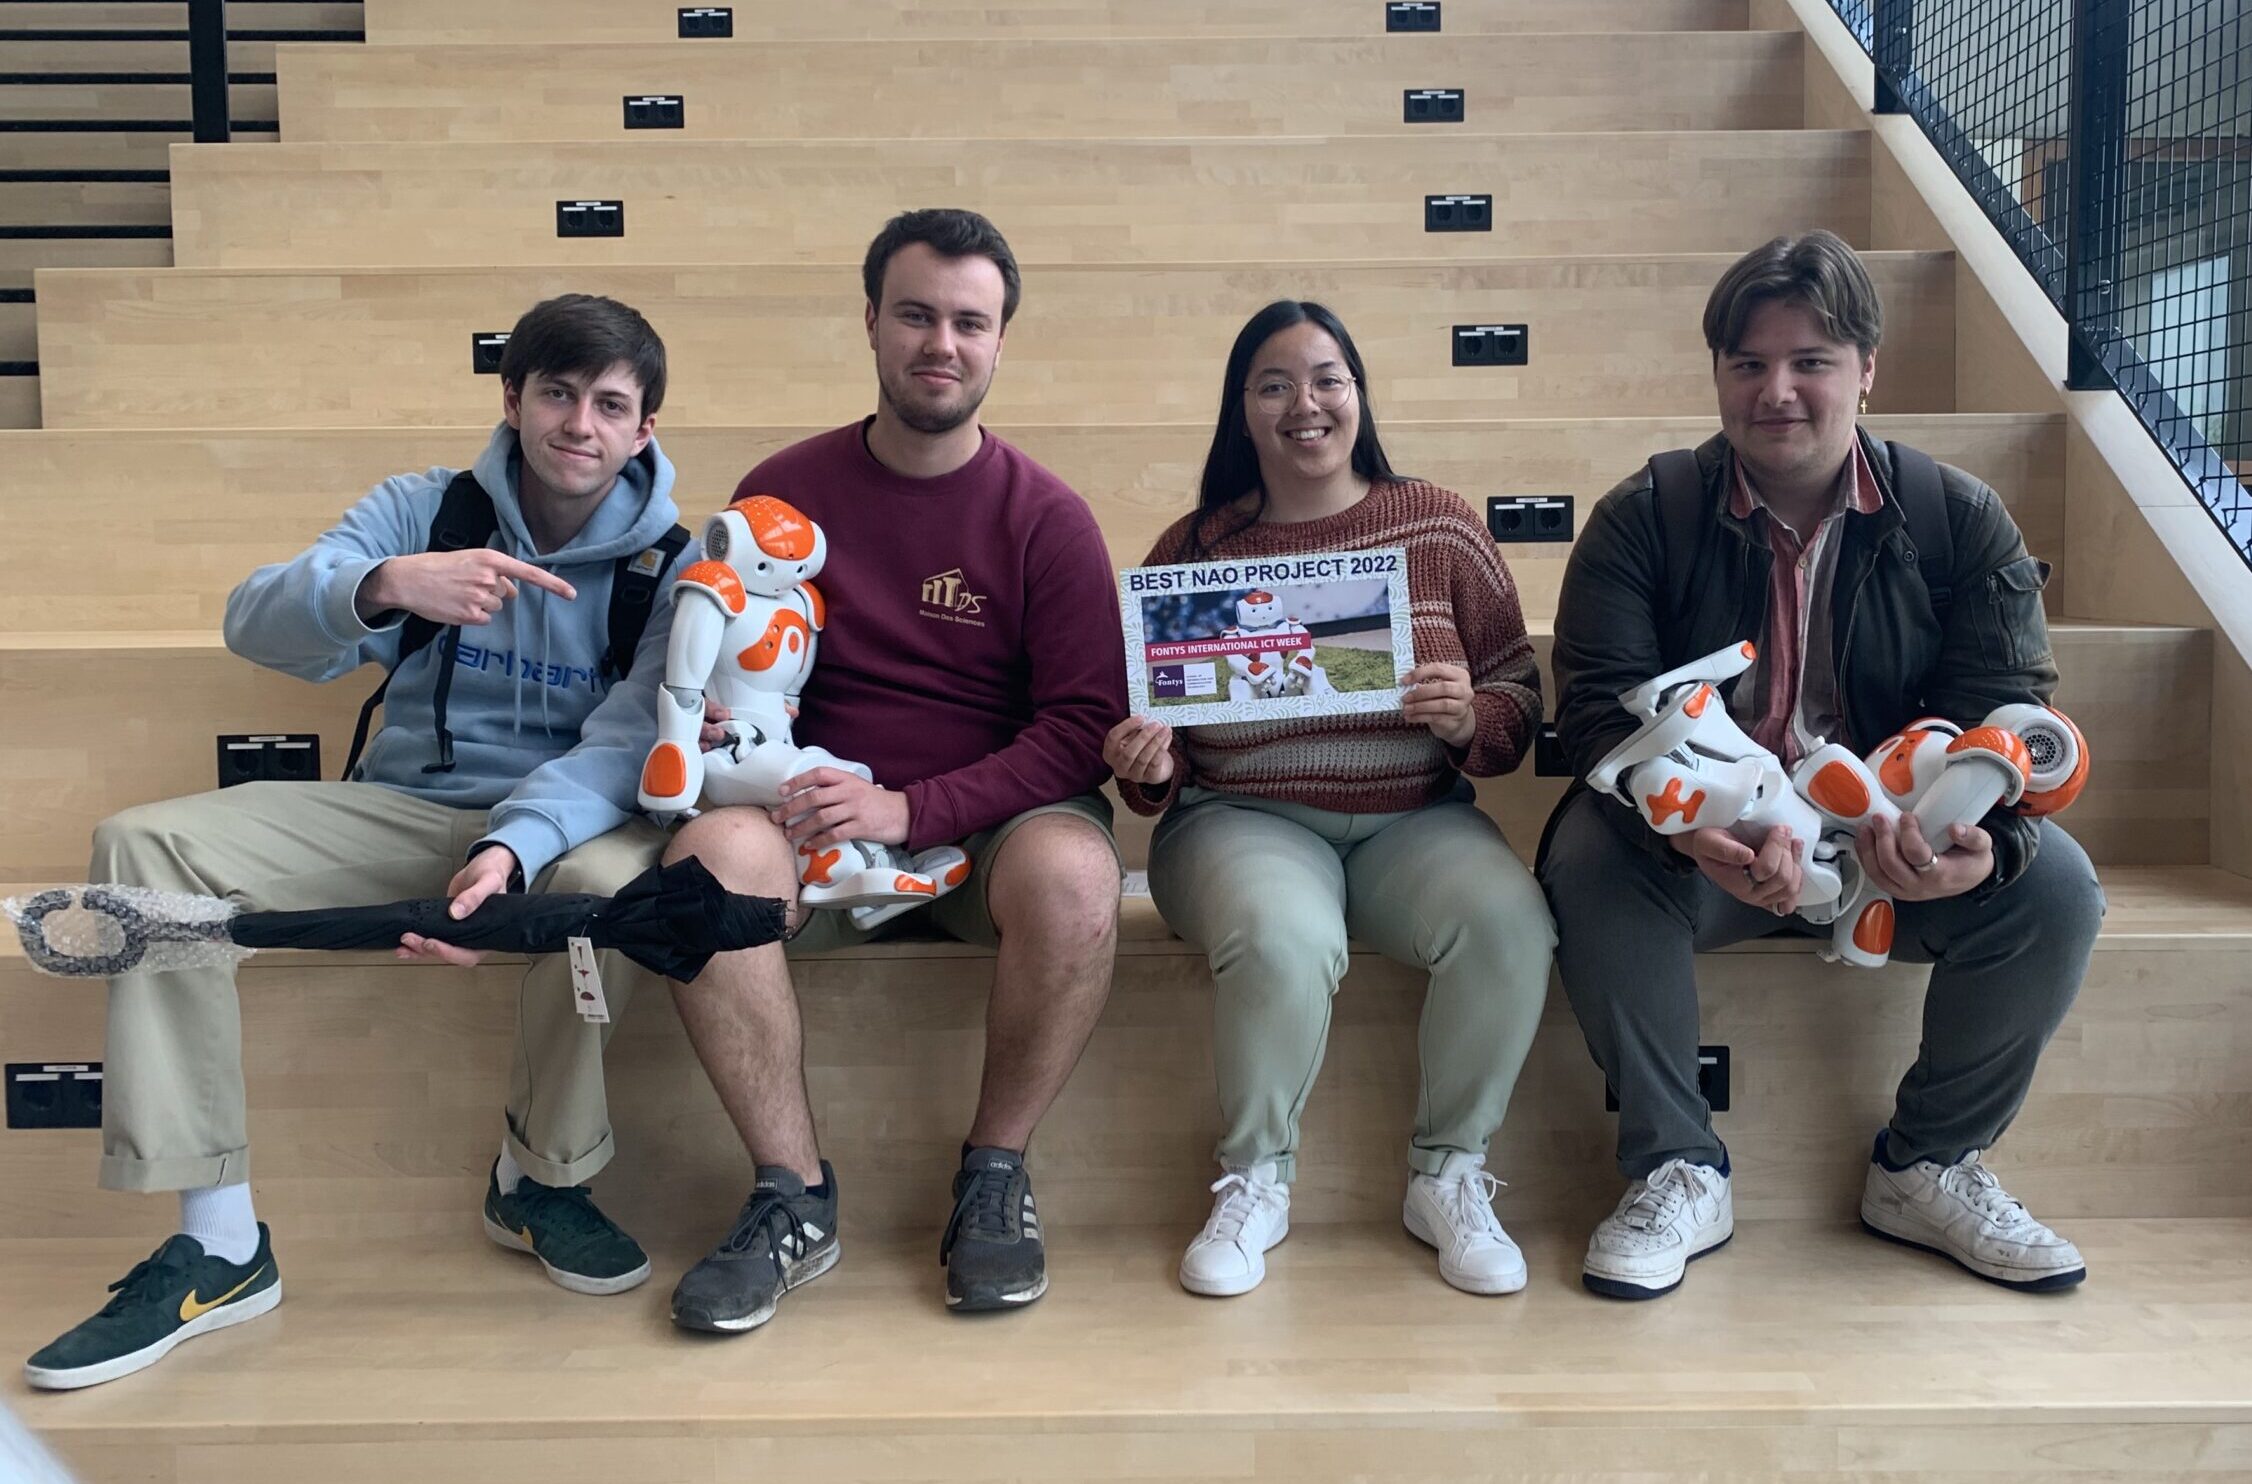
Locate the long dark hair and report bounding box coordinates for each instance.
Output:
[1185,300,1398,560]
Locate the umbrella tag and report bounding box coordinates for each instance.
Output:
[567,937,610,1023]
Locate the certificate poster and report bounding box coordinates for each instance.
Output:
[1118,547,1414,726]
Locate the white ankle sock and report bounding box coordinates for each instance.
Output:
[495,1144,528,1195]
[178,1183,259,1265]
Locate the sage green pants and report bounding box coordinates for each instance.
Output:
[1148,784,1556,1182]
[90,780,667,1192]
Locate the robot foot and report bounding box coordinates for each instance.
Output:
[798,842,972,915]
[844,847,974,931]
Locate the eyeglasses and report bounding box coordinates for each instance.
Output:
[1244,372,1357,414]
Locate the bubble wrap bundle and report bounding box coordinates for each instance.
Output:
[3,885,251,977]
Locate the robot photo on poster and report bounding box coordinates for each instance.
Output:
[1117,547,1415,727]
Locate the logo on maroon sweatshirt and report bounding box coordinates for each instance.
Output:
[919,568,987,627]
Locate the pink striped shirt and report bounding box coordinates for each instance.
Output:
[1725,440,1884,764]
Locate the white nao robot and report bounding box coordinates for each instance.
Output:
[1223,589,1337,701]
[638,495,971,930]
[1587,641,2088,969]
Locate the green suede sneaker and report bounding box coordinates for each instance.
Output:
[482,1162,651,1296]
[25,1226,280,1390]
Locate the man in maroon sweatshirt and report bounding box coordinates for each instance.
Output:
[660,209,1128,1332]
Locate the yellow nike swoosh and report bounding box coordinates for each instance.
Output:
[178,1264,267,1323]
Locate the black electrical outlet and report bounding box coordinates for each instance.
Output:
[1386,1,1440,31]
[1533,723,1570,777]
[472,332,510,374]
[1403,88,1464,123]
[678,5,732,37]
[623,94,685,129]
[7,1064,102,1130]
[557,200,625,238]
[1424,193,1491,232]
[217,734,320,789]
[1452,323,1529,366]
[1607,1047,1730,1114]
[1486,495,1573,543]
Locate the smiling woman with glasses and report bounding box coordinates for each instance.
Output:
[1101,298,1556,1303]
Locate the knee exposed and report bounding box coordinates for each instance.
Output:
[989,822,1121,948]
[664,807,796,894]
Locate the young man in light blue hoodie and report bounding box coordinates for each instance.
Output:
[25,294,700,1391]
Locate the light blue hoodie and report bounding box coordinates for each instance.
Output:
[223,422,698,882]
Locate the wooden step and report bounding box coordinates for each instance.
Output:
[274,33,1805,143]
[2,867,2248,1247]
[0,235,169,293]
[169,131,1872,269]
[0,414,2064,632]
[0,295,31,357]
[10,1217,2252,1482]
[0,128,180,174]
[0,371,34,426]
[0,178,169,230]
[0,621,2207,884]
[0,2,359,27]
[0,40,280,76]
[29,252,1958,428]
[362,0,1753,44]
[0,80,278,126]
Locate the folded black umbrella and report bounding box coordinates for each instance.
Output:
[9,857,787,982]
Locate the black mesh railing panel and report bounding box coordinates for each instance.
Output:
[1825,0,2252,565]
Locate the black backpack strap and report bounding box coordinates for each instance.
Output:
[1647,448,1708,639]
[1885,441,1953,626]
[343,470,499,779]
[602,523,691,681]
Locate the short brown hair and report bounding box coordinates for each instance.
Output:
[498,293,667,418]
[862,208,1022,326]
[1702,230,1883,361]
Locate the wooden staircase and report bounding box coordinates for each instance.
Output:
[5,0,2252,1476]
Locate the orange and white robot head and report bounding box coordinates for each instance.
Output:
[1984,703,2090,816]
[1235,589,1282,631]
[703,494,827,598]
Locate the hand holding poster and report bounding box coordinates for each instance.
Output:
[1118,548,1415,726]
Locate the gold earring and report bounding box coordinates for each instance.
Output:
[1859,395,1870,416]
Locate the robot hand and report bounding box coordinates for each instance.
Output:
[640,683,709,816]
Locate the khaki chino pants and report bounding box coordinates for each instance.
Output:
[92,780,667,1192]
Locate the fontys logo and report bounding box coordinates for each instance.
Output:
[1153,666,1186,699]
[919,568,986,615]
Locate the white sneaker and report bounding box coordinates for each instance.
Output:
[1403,1153,1526,1295]
[1860,1143,2085,1291]
[1178,1163,1289,1297]
[1582,1158,1733,1300]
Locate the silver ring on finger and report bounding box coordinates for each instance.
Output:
[1913,856,1938,874]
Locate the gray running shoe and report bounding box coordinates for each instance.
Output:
[941,1147,1047,1312]
[671,1162,839,1334]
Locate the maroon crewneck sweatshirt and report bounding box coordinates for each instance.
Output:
[732,420,1126,851]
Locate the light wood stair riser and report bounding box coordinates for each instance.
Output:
[166,132,1873,268]
[275,34,1807,143]
[29,254,1959,428]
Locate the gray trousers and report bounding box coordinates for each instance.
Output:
[1539,790,2105,1180]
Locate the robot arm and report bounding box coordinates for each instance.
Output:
[1618,641,1759,719]
[638,563,741,815]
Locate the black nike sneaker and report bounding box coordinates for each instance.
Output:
[671,1161,840,1334]
[942,1146,1047,1312]
[25,1226,280,1390]
[483,1162,651,1296]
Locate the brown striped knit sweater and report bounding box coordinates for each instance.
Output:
[1118,479,1542,817]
